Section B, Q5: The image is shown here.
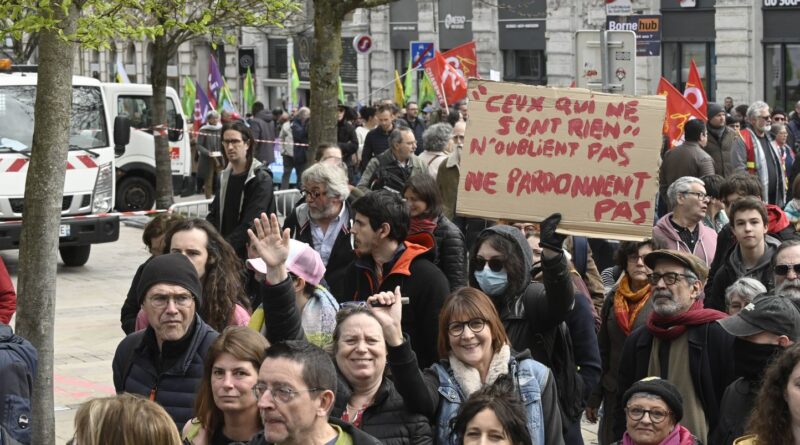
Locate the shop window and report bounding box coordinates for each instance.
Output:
[268,39,287,79]
[503,50,545,84]
[661,42,715,102]
[764,43,800,112]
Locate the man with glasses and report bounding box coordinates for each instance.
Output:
[283,162,354,300]
[207,121,276,260]
[772,240,800,304]
[112,253,219,426]
[733,101,787,207]
[248,340,381,445]
[402,101,427,155]
[653,176,718,266]
[357,126,427,195]
[658,119,715,217]
[615,250,734,444]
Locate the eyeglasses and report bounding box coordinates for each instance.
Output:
[251,383,322,403]
[222,139,244,145]
[448,318,487,337]
[775,263,800,276]
[147,294,194,308]
[452,135,465,142]
[474,257,505,272]
[681,191,709,201]
[301,189,325,200]
[758,115,772,122]
[646,272,694,286]
[625,407,671,423]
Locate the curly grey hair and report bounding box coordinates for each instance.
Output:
[747,101,770,122]
[301,162,350,201]
[725,277,767,308]
[666,176,704,210]
[422,123,453,153]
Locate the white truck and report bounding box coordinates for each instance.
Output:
[0,70,120,266]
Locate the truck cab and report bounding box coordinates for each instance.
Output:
[0,71,120,266]
[103,83,192,211]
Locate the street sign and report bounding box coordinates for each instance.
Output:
[575,30,637,95]
[410,41,435,69]
[353,34,373,54]
[607,15,661,56]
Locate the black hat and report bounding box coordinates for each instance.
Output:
[137,253,202,306]
[718,296,800,340]
[707,102,725,119]
[623,377,683,422]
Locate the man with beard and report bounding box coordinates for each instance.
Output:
[704,102,737,177]
[283,162,353,300]
[732,101,787,207]
[615,250,734,444]
[710,296,800,445]
[772,240,800,305]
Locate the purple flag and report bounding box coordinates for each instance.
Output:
[194,80,211,131]
[208,55,223,109]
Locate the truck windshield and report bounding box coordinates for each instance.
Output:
[0,85,108,151]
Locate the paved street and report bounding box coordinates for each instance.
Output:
[2,215,598,443]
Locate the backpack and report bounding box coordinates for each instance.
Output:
[0,324,37,445]
[572,236,589,279]
[369,154,412,194]
[530,323,584,428]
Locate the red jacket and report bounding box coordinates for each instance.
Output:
[0,258,17,324]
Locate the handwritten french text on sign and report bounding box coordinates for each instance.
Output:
[456,80,665,240]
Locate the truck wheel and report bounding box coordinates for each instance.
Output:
[116,176,155,211]
[59,245,91,267]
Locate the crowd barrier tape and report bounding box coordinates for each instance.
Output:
[135,125,312,148]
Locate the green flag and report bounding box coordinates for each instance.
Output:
[181,76,196,117]
[290,56,300,107]
[338,76,345,104]
[217,80,235,113]
[243,67,256,113]
[403,56,414,104]
[419,71,437,107]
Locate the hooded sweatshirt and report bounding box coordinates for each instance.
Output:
[705,235,780,311]
[652,212,717,266]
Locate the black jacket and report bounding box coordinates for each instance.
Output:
[431,215,467,291]
[247,417,383,445]
[342,234,449,369]
[257,279,434,445]
[290,118,309,165]
[207,161,276,260]
[337,120,359,159]
[120,259,150,334]
[614,322,735,441]
[282,202,354,301]
[111,315,218,427]
[709,377,759,445]
[360,126,392,170]
[249,111,276,165]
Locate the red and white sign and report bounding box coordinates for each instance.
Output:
[353,35,373,54]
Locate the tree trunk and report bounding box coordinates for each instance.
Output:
[151,35,175,209]
[15,3,79,444]
[308,0,344,167]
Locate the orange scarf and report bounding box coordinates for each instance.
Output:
[613,274,651,335]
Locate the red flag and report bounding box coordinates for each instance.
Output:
[657,77,706,148]
[423,51,467,107]
[442,41,479,80]
[683,60,708,119]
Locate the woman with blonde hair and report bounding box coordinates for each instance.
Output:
[70,393,181,445]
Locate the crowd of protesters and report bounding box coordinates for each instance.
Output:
[10,97,800,445]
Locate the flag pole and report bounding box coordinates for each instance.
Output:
[439,83,450,114]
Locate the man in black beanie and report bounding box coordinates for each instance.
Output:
[111,253,219,427]
[704,102,737,178]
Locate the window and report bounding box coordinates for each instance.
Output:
[764,43,800,112]
[393,49,410,74]
[661,42,715,102]
[268,39,288,79]
[503,50,545,84]
[117,95,181,141]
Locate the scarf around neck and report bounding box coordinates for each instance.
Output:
[449,344,511,397]
[622,424,694,445]
[409,216,438,234]
[646,299,726,340]
[614,274,652,335]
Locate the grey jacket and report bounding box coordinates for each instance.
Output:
[732,128,787,207]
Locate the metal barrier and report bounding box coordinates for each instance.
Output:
[167,189,302,219]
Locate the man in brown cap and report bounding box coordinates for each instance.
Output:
[615,249,735,445]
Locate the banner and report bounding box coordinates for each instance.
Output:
[683,59,707,119]
[182,77,196,118]
[657,77,706,148]
[456,80,665,240]
[423,51,467,107]
[442,41,479,80]
[243,68,256,113]
[208,55,223,109]
[193,80,211,132]
[419,72,437,106]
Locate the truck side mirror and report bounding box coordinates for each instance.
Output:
[114,115,131,156]
[169,114,184,141]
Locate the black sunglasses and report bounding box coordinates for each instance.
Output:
[474,257,505,272]
[775,263,800,276]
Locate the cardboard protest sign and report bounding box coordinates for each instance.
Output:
[456,80,665,240]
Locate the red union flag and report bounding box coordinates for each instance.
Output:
[442,41,479,80]
[683,59,708,120]
[423,51,467,107]
[657,77,706,148]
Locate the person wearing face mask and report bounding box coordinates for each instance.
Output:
[732,101,788,207]
[710,296,800,445]
[468,214,586,442]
